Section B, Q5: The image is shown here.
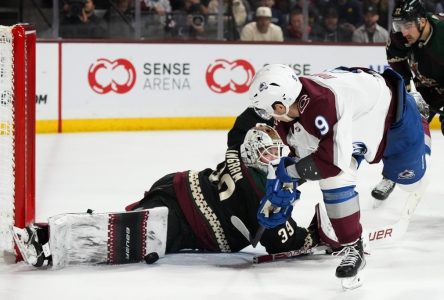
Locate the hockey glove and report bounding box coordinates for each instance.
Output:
[409,80,430,119]
[257,165,301,229]
[257,200,294,229]
[410,90,429,119]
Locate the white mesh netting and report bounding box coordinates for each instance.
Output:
[0,25,16,256]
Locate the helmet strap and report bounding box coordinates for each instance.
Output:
[415,17,427,44]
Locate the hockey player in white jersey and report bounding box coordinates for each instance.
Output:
[249,64,430,289]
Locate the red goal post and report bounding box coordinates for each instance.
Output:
[0,24,36,258]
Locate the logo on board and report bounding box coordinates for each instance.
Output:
[206,59,255,94]
[88,58,136,94]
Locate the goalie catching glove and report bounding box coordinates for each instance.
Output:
[257,161,301,229]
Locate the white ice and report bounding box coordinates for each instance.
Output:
[1,130,443,300]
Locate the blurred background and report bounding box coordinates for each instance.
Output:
[2,0,443,134]
[5,0,443,42]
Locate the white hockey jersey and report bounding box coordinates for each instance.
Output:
[275,68,394,179]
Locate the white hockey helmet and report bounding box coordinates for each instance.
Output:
[248,64,302,120]
[240,124,290,173]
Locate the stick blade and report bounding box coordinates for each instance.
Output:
[230,216,252,243]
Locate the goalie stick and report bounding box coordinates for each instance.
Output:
[230,216,264,248]
[230,216,253,244]
[251,226,265,248]
[253,246,329,263]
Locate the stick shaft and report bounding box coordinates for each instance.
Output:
[251,225,265,248]
[253,248,315,264]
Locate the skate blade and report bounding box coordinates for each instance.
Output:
[340,261,366,291]
[341,275,363,290]
[11,226,38,266]
[373,199,384,209]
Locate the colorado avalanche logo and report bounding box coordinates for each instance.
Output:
[298,94,310,114]
[398,169,415,179]
[259,82,268,92]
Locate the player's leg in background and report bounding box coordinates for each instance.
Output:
[378,92,431,222]
[374,89,431,203]
[382,93,430,190]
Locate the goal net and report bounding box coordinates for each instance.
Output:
[0,24,36,258]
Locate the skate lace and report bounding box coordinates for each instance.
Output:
[333,246,361,267]
[376,178,394,193]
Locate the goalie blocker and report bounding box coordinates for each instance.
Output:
[13,207,167,268]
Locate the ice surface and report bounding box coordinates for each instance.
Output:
[1,130,443,300]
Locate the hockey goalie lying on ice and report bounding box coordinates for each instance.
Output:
[12,105,430,292]
[13,124,326,269]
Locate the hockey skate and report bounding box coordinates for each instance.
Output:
[372,177,396,202]
[334,238,366,290]
[12,226,51,267]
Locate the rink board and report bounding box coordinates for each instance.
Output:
[34,42,440,132]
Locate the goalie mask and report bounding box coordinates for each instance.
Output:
[240,124,289,173]
[248,64,302,121]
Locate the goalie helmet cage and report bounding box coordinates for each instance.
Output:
[0,24,36,258]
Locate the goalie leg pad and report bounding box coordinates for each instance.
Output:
[48,207,168,268]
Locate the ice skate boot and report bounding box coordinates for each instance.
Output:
[334,238,366,290]
[372,177,396,201]
[12,225,51,267]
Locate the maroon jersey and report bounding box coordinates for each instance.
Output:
[275,69,395,180]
